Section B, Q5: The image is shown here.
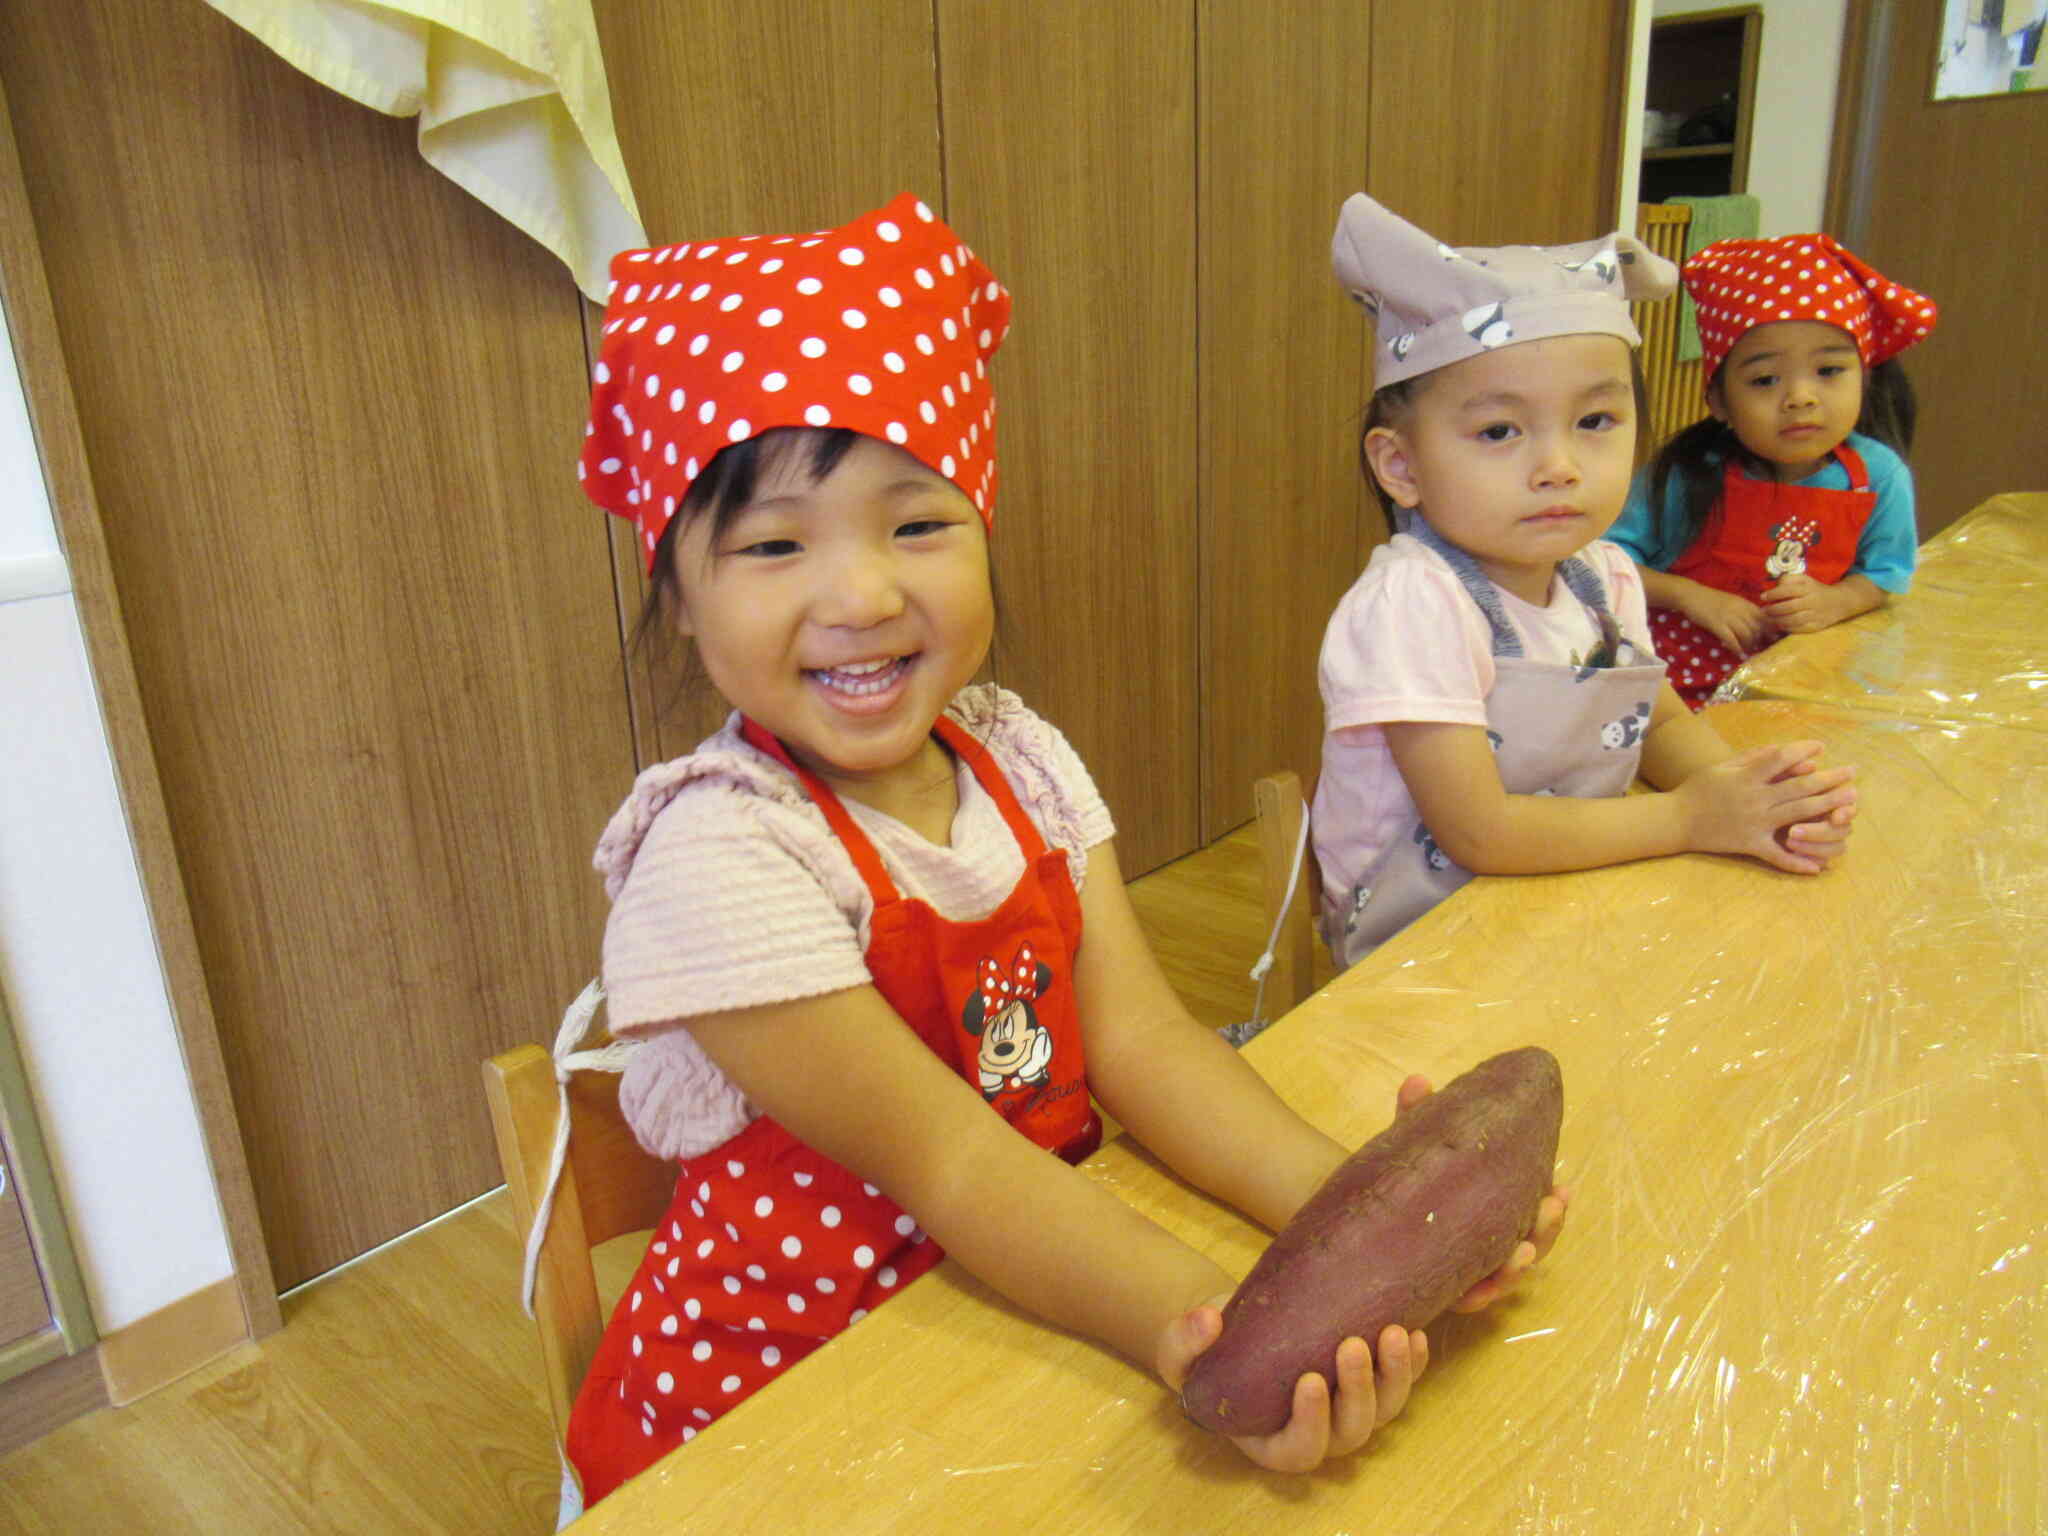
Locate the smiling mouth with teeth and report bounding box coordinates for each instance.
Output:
[809,656,913,696]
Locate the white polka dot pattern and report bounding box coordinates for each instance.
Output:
[579,192,1012,571]
[1681,234,1938,386]
[567,1126,943,1497]
[1650,606,1747,710]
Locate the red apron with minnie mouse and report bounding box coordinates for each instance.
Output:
[566,713,1100,1506]
[1649,441,1875,708]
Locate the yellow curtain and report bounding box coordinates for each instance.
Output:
[201,0,644,302]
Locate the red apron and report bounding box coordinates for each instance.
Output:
[1649,443,1875,708]
[566,714,1099,1506]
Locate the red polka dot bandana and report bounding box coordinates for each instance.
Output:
[578,194,1012,570]
[1682,235,1937,385]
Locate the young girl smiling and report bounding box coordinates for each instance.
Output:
[561,194,1566,1509]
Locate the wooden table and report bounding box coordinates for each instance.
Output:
[573,699,2045,1534]
[1726,491,2048,728]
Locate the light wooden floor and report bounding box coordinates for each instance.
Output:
[0,823,1332,1534]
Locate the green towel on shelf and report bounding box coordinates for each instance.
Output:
[1670,194,1761,362]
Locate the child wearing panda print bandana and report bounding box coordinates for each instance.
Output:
[558,194,1568,1511]
[1313,195,1863,969]
[1607,235,1938,709]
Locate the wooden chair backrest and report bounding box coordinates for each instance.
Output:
[1633,203,1709,455]
[1253,770,1322,1016]
[482,1042,677,1447]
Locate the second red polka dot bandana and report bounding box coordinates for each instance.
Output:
[1682,234,1937,386]
[578,193,1012,570]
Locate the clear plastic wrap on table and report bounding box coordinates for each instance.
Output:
[579,698,2044,1535]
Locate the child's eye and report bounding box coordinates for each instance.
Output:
[1476,422,1518,443]
[1818,364,1849,379]
[895,518,951,539]
[734,538,800,558]
[1578,411,1623,431]
[1745,372,1778,389]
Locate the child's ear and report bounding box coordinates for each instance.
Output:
[659,555,697,638]
[1363,426,1424,509]
[1704,374,1731,426]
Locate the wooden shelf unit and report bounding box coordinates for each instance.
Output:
[1641,7,1760,203]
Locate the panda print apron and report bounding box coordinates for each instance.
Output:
[1335,523,1668,959]
[1650,442,1875,709]
[566,713,1100,1507]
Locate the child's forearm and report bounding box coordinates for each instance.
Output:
[1072,840,1351,1234]
[1638,703,1733,791]
[1093,1013,1348,1233]
[1390,716,1697,876]
[1637,565,1701,611]
[1441,690,1737,870]
[911,1123,1234,1367]
[1833,574,1888,619]
[1435,786,1692,875]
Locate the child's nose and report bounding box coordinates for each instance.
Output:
[815,546,906,628]
[1530,436,1580,488]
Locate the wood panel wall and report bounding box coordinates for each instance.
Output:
[1828,0,2048,530]
[1,0,1629,1295]
[1368,0,1626,245]
[3,2,628,1289]
[1196,1,1374,843]
[937,0,1200,869]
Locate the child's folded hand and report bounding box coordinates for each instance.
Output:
[1769,748,1859,864]
[1679,740,1858,873]
[1678,582,1772,655]
[1761,573,1858,634]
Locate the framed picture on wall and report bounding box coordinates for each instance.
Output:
[1935,0,2047,97]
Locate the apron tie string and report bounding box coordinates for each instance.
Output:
[521,979,638,1318]
[1225,796,1311,1047]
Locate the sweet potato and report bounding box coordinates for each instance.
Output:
[1181,1046,1563,1437]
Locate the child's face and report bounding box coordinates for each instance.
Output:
[669,433,994,804]
[1708,320,1864,482]
[1364,334,1638,604]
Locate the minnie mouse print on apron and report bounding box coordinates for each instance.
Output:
[566,714,1099,1505]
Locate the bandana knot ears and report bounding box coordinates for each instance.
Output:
[577,193,1012,571]
[1681,234,1937,384]
[1330,193,1677,389]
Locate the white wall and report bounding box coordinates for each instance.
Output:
[0,294,235,1331]
[1650,0,1849,235]
[1617,0,1659,229]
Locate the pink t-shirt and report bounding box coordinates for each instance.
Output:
[1311,534,1652,962]
[595,684,1114,1160]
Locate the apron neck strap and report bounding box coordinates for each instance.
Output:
[1725,437,1871,493]
[1406,521,1618,662]
[932,714,1049,860]
[737,711,1051,908]
[1833,439,1870,492]
[739,717,902,902]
